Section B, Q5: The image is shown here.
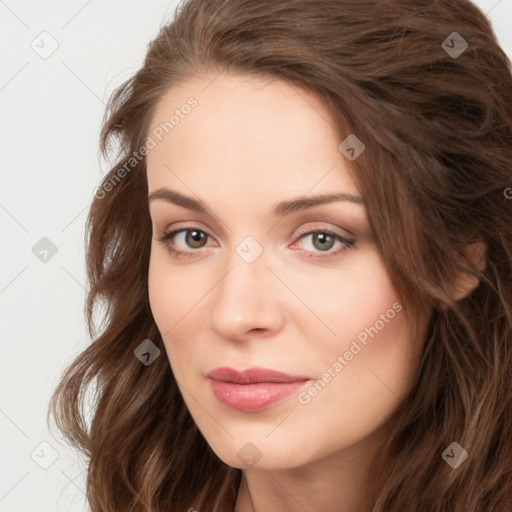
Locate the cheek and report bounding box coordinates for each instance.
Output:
[147,250,208,375]
[147,253,184,363]
[148,253,172,329]
[295,251,417,434]
[147,249,198,329]
[295,248,402,348]
[294,313,418,462]
[311,312,417,434]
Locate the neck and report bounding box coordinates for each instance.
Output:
[233,424,389,512]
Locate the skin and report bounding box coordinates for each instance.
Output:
[146,72,432,512]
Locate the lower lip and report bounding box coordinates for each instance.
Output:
[209,379,309,412]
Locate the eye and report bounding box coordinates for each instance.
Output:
[154,226,355,259]
[155,228,212,257]
[292,229,355,259]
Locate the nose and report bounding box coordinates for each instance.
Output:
[208,244,285,342]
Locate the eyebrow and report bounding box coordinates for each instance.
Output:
[148,187,364,218]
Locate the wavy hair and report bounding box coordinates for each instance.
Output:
[48,0,512,510]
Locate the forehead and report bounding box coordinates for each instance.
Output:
[146,73,361,201]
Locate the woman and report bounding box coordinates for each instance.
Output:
[48,0,512,510]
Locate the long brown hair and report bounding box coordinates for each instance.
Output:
[48,0,512,510]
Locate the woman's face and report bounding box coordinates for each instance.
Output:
[146,73,428,471]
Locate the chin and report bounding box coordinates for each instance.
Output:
[211,439,312,471]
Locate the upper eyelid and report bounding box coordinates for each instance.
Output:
[156,220,350,236]
[156,223,215,242]
[156,224,353,246]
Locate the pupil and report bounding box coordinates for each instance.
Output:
[316,233,332,250]
[188,230,205,247]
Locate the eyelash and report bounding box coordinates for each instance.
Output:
[154,226,355,260]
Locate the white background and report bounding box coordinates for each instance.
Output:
[1,1,511,510]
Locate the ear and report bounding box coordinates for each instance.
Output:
[449,239,487,302]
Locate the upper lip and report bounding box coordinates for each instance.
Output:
[206,366,310,384]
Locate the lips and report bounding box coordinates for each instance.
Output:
[205,366,310,384]
[205,366,311,412]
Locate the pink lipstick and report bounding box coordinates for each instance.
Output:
[206,367,310,412]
